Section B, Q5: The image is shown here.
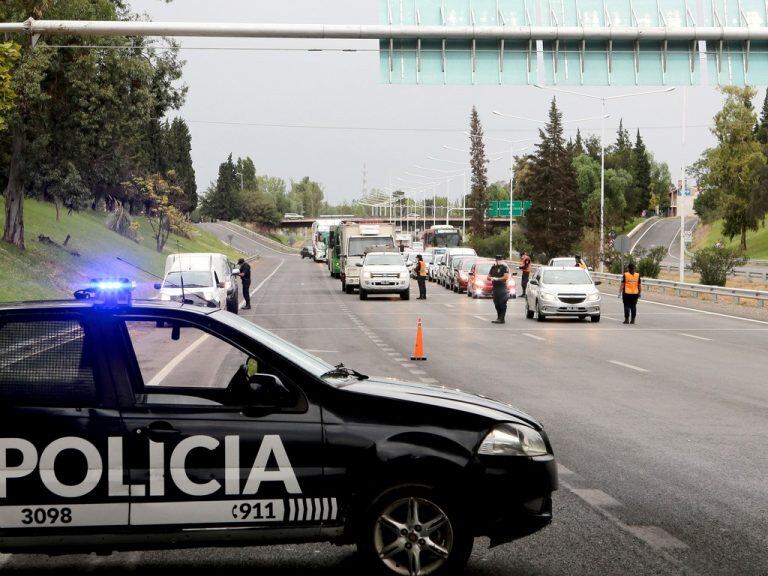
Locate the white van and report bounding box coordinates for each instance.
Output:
[155,253,240,313]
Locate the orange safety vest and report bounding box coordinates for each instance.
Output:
[578,261,587,269]
[623,272,640,295]
[417,261,427,276]
[521,256,531,273]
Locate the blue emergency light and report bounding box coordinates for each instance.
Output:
[74,278,135,306]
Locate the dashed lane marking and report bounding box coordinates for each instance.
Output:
[602,315,622,322]
[443,303,455,308]
[625,525,690,551]
[523,333,546,342]
[570,488,622,508]
[474,315,490,322]
[557,463,574,476]
[679,333,712,342]
[609,360,650,373]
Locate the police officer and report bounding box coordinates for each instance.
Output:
[414,254,428,299]
[620,263,641,324]
[489,255,510,324]
[237,258,252,310]
[519,251,532,297]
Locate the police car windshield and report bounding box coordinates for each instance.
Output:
[165,270,213,289]
[543,269,592,285]
[365,254,403,266]
[213,311,336,379]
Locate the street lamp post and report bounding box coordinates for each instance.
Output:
[531,85,676,271]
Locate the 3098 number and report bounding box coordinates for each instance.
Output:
[21,507,72,525]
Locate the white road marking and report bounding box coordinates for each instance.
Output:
[630,218,664,253]
[443,303,455,308]
[409,370,427,375]
[474,315,490,322]
[679,333,712,342]
[557,463,574,475]
[148,260,284,387]
[419,378,439,384]
[570,488,622,508]
[602,315,621,322]
[523,333,546,341]
[626,525,689,550]
[305,349,340,353]
[609,360,649,373]
[214,222,294,257]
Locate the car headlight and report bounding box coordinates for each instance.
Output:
[539,291,558,302]
[475,279,485,287]
[478,424,549,457]
[587,293,601,302]
[363,271,372,279]
[400,272,409,279]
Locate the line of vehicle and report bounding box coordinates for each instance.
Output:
[148,260,285,387]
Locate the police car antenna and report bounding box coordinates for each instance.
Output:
[116,256,189,305]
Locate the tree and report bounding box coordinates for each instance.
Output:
[238,189,281,228]
[0,42,20,133]
[649,158,672,215]
[697,86,767,251]
[755,89,768,146]
[201,154,239,221]
[258,176,289,215]
[630,130,652,214]
[1,1,186,249]
[524,98,583,259]
[236,157,257,192]
[290,177,324,217]
[468,106,489,239]
[487,181,509,202]
[691,245,746,286]
[160,118,197,213]
[122,174,187,252]
[573,129,585,157]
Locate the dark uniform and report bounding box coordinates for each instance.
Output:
[415,257,428,299]
[489,259,510,324]
[238,259,252,309]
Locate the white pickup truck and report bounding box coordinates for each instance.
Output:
[358,252,411,301]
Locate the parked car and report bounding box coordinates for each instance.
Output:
[358,251,410,300]
[441,248,477,287]
[430,252,447,283]
[467,259,518,299]
[524,266,601,322]
[450,256,479,293]
[155,253,239,314]
[548,256,592,271]
[300,244,314,259]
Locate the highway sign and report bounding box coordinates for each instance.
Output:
[683,230,694,244]
[486,200,531,218]
[615,235,631,254]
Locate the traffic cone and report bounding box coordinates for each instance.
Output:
[411,318,427,361]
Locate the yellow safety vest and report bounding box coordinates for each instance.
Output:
[623,272,640,295]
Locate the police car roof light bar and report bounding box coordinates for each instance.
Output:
[74,278,134,306]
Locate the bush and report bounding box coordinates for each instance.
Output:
[637,246,666,279]
[690,246,745,286]
[106,204,141,243]
[471,229,509,258]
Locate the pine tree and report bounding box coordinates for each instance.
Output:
[630,130,652,214]
[573,129,585,157]
[468,106,489,239]
[525,98,583,258]
[756,89,768,145]
[162,118,197,213]
[202,154,239,221]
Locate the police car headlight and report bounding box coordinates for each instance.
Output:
[587,293,601,302]
[478,424,549,457]
[539,291,558,302]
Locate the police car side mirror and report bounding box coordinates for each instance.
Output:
[154,282,162,290]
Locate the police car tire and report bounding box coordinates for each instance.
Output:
[346,284,355,295]
[536,305,546,322]
[591,314,601,323]
[358,484,472,576]
[400,289,410,300]
[360,289,368,300]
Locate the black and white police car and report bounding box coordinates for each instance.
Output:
[0,280,557,575]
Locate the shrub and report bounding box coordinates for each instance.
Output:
[690,246,745,286]
[471,229,509,258]
[637,246,666,279]
[106,203,141,243]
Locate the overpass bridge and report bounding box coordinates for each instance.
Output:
[279,216,514,232]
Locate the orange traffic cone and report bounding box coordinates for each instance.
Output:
[411,318,427,361]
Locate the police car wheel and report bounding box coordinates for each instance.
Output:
[359,485,472,576]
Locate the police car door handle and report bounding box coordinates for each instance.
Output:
[137,422,181,439]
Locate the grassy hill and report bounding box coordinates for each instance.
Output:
[0,198,242,302]
[695,219,768,259]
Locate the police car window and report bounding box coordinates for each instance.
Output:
[0,319,98,406]
[123,321,296,408]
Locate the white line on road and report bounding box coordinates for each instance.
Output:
[679,333,712,342]
[630,218,664,253]
[523,333,546,341]
[212,223,289,257]
[474,315,489,322]
[609,360,650,373]
[305,349,340,353]
[637,297,768,325]
[443,303,455,308]
[419,378,439,384]
[569,488,622,508]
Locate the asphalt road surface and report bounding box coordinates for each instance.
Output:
[5,224,768,575]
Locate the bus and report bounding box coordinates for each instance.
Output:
[311,218,342,263]
[421,225,462,248]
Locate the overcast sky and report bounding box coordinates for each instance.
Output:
[129,0,742,205]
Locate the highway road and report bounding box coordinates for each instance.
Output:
[4,224,768,576]
[630,217,698,263]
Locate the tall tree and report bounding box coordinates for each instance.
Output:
[524,98,583,259]
[0,42,20,133]
[236,157,257,191]
[161,118,197,213]
[698,86,767,251]
[468,106,489,239]
[201,154,239,221]
[573,129,585,157]
[630,130,652,214]
[755,89,768,145]
[290,177,324,217]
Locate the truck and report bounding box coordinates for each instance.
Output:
[337,222,396,293]
[311,218,342,263]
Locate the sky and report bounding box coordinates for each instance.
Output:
[128,0,741,205]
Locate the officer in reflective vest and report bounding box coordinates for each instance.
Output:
[415,254,428,300]
[620,263,641,324]
[575,255,587,269]
[519,251,532,297]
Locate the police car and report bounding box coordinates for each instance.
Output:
[0,280,557,575]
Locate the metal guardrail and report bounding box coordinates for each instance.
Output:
[660,263,768,282]
[591,272,768,307]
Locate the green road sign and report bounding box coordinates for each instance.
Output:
[380,0,768,86]
[486,200,531,218]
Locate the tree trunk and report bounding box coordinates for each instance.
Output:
[54,200,60,222]
[2,129,25,249]
[741,225,748,252]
